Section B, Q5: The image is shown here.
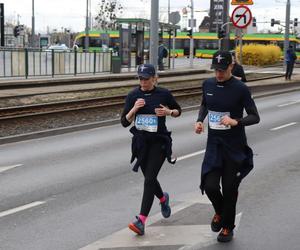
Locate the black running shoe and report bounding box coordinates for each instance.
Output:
[160,192,171,218]
[128,216,144,235]
[211,214,222,232]
[217,228,234,242]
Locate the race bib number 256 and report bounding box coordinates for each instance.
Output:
[208,110,231,130]
[135,114,158,132]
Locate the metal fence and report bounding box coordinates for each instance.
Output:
[0,48,112,78]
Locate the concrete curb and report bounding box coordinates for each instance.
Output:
[0,69,207,89]
[1,83,300,145]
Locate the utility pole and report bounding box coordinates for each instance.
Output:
[0,3,4,47]
[221,0,230,50]
[32,0,35,47]
[150,0,159,71]
[84,0,89,52]
[168,0,170,23]
[189,0,194,68]
[284,0,290,67]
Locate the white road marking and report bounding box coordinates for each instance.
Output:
[0,164,23,173]
[278,100,300,107]
[270,122,297,131]
[81,225,215,249]
[79,195,242,250]
[0,201,46,218]
[177,150,206,162]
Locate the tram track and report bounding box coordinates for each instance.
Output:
[0,86,202,121]
[0,72,281,100]
[0,74,284,122]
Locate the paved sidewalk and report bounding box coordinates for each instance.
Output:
[0,70,299,99]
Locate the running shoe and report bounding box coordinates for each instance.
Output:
[217,228,234,242]
[160,192,171,218]
[128,216,144,235]
[211,214,222,232]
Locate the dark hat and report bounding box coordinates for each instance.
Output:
[137,64,156,79]
[211,51,233,70]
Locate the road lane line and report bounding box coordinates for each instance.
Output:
[177,150,206,162]
[278,100,300,107]
[79,199,242,250]
[0,164,23,173]
[0,201,46,218]
[270,122,297,131]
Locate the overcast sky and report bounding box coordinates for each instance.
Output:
[1,0,300,33]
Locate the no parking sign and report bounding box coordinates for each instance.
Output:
[231,5,252,29]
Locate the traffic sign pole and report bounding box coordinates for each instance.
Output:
[221,0,230,51]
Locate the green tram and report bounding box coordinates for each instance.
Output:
[74,30,300,58]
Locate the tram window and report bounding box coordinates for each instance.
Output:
[198,41,206,49]
[193,39,199,48]
[183,39,190,48]
[90,37,102,47]
[175,39,183,48]
[204,40,218,49]
[110,38,118,47]
[76,37,84,47]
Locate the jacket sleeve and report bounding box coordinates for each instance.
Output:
[237,105,260,126]
[167,90,182,116]
[197,82,208,122]
[238,86,260,126]
[121,94,134,127]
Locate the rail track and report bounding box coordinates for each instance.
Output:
[0,74,284,122]
[0,73,281,100]
[0,86,202,121]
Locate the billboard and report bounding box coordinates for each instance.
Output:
[209,0,224,32]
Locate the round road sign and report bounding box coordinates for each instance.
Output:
[231,5,252,29]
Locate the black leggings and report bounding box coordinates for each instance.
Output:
[139,140,166,216]
[203,155,241,230]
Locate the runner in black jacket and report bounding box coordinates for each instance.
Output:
[231,51,247,82]
[194,51,260,243]
[121,63,181,236]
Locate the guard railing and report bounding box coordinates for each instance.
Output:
[0,48,112,78]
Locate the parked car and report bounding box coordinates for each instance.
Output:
[45,44,70,52]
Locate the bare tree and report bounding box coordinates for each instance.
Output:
[94,0,123,30]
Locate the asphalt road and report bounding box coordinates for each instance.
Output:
[0,91,300,250]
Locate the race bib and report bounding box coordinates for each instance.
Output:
[208,110,231,130]
[135,114,158,132]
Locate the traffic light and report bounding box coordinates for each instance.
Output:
[159,31,163,38]
[271,18,275,27]
[187,29,192,38]
[13,25,21,37]
[252,17,256,27]
[217,28,226,39]
[294,18,298,27]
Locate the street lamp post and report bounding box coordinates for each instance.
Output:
[168,0,170,23]
[150,0,159,70]
[189,0,194,68]
[283,0,290,68]
[84,0,90,52]
[32,0,35,47]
